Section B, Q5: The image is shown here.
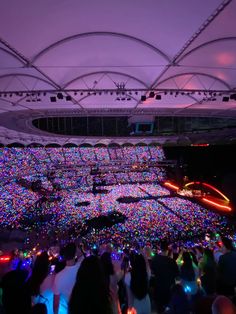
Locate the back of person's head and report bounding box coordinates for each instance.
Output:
[160,241,169,252]
[54,258,66,274]
[221,237,235,251]
[130,253,148,300]
[76,255,107,284]
[180,252,195,281]
[212,295,236,314]
[33,252,49,269]
[182,252,192,265]
[28,251,49,296]
[204,248,215,261]
[100,252,114,277]
[203,248,216,275]
[69,255,111,314]
[31,303,47,314]
[2,269,31,314]
[63,242,76,261]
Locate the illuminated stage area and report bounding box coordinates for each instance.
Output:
[165,181,233,212]
[0,147,234,246]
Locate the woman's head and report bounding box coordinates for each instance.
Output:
[203,248,215,263]
[130,253,146,274]
[77,255,107,284]
[221,237,235,252]
[180,252,195,282]
[69,255,111,314]
[28,252,49,296]
[182,252,192,265]
[33,252,49,268]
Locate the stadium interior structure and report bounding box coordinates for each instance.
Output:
[1,0,236,247]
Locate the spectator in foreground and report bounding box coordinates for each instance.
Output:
[166,283,190,314]
[1,266,31,314]
[199,248,217,295]
[100,252,122,314]
[69,255,112,314]
[151,241,179,313]
[27,251,54,314]
[52,243,81,314]
[178,251,199,297]
[194,248,218,314]
[211,295,236,314]
[125,253,151,314]
[218,237,236,296]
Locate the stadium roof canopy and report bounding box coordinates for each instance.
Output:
[1,0,236,145]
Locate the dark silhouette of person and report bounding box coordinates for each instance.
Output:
[151,241,179,313]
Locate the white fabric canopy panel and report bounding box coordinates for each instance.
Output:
[0,0,236,144]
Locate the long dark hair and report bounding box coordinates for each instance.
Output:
[130,253,149,300]
[201,248,217,294]
[180,252,195,282]
[28,252,49,296]
[202,248,216,271]
[69,255,112,314]
[100,252,114,287]
[203,248,216,266]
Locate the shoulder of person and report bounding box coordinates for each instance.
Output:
[54,266,67,280]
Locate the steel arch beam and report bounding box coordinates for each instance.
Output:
[177,37,236,63]
[155,72,231,90]
[0,47,25,65]
[31,31,170,64]
[172,0,232,63]
[0,97,21,113]
[132,1,232,111]
[0,37,29,65]
[0,73,57,89]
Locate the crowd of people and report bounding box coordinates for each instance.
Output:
[0,182,230,246]
[0,146,165,178]
[0,235,236,314]
[0,146,230,246]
